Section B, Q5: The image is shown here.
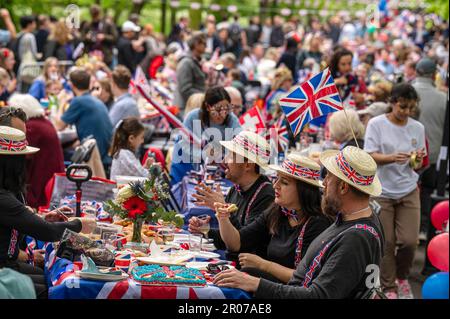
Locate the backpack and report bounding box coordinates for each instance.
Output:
[8,32,26,74]
[229,23,242,45]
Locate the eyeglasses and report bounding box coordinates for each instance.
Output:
[210,104,232,113]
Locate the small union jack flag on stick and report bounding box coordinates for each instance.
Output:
[279,68,343,137]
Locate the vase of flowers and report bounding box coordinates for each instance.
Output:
[105,165,184,243]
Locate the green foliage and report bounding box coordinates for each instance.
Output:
[425,0,449,20]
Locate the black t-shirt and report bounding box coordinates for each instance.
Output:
[255,212,385,299]
[0,190,82,265]
[208,175,275,251]
[239,207,331,268]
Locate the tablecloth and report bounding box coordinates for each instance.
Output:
[43,243,251,300]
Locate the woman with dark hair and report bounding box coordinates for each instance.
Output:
[329,48,367,108]
[170,86,241,184]
[0,126,96,298]
[214,154,331,283]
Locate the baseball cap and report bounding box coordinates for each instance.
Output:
[416,58,437,76]
[122,20,141,33]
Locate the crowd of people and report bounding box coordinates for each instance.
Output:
[0,3,448,299]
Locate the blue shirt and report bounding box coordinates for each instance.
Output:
[109,93,140,127]
[170,108,241,184]
[61,93,113,163]
[28,77,71,101]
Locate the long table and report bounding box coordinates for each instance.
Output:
[44,243,251,299]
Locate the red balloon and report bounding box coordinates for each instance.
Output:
[427,233,449,272]
[431,201,449,231]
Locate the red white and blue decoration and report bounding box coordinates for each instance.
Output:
[279,68,343,137]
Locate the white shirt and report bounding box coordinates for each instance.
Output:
[364,114,426,199]
[110,149,149,181]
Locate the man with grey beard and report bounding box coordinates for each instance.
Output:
[213,146,385,299]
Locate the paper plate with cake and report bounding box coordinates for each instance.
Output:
[76,255,129,282]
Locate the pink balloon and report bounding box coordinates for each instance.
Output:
[427,233,449,272]
[431,201,449,231]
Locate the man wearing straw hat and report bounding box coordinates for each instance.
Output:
[214,146,385,299]
[189,130,275,252]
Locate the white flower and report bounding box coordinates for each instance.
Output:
[116,185,133,204]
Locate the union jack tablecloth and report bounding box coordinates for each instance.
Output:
[43,243,251,300]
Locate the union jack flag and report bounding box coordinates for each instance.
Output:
[279,68,343,137]
[129,66,151,95]
[272,116,290,151]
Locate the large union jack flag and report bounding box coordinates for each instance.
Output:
[279,68,343,137]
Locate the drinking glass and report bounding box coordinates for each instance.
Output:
[197,214,211,239]
[189,233,203,262]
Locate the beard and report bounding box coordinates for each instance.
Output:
[321,191,342,219]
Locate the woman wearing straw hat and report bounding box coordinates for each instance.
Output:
[213,153,331,284]
[214,146,385,299]
[189,131,275,256]
[0,126,96,298]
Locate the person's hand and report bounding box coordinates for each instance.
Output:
[144,157,161,169]
[416,148,426,161]
[214,202,232,221]
[0,9,10,19]
[238,253,267,270]
[33,249,45,268]
[188,215,211,234]
[335,76,348,86]
[7,78,16,93]
[192,182,225,209]
[391,152,410,164]
[213,268,260,292]
[79,217,97,234]
[96,33,105,42]
[44,206,72,222]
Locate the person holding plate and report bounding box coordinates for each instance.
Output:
[213,154,331,283]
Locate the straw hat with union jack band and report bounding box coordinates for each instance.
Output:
[0,126,39,155]
[319,146,382,197]
[269,153,322,187]
[220,130,271,168]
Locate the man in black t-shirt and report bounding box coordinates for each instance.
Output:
[214,146,385,299]
[189,131,275,252]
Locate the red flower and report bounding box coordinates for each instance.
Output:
[128,209,144,219]
[123,196,147,212]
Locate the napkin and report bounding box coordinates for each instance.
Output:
[149,240,162,257]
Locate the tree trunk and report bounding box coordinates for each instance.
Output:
[161,0,167,34]
[131,0,147,15]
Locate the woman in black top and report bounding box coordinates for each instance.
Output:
[0,125,96,298]
[215,154,331,283]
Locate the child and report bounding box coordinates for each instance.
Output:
[109,117,153,181]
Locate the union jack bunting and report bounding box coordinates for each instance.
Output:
[0,137,27,152]
[279,68,343,137]
[281,159,321,180]
[335,152,375,186]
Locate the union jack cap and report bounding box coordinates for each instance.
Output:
[0,126,39,155]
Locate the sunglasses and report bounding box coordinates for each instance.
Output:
[206,263,229,274]
[210,104,232,113]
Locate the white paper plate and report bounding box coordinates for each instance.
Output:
[76,271,129,282]
[190,251,220,259]
[136,253,193,266]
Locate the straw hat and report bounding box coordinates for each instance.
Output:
[0,126,39,155]
[220,130,271,168]
[269,153,322,187]
[319,146,382,197]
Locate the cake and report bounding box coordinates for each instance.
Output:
[131,265,207,287]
